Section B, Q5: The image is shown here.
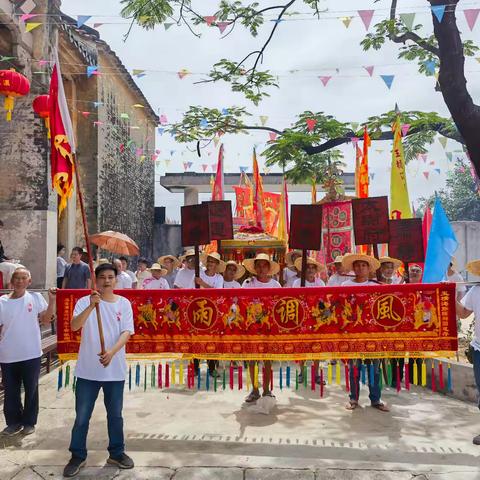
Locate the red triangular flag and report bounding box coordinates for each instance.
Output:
[358,10,374,30]
[319,76,332,86]
[464,9,480,31]
[306,118,317,132]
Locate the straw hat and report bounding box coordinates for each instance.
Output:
[224,260,246,280]
[466,259,480,277]
[379,256,402,269]
[200,251,226,273]
[243,253,280,276]
[97,258,109,265]
[341,253,380,273]
[294,256,326,272]
[333,255,344,264]
[149,263,168,276]
[157,255,181,269]
[179,249,196,262]
[285,250,302,267]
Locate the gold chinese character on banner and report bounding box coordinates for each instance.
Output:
[372,294,405,329]
[273,297,304,330]
[187,298,218,330]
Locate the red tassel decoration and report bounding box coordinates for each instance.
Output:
[404,360,410,391]
[396,362,401,392]
[158,363,163,389]
[229,365,234,390]
[311,363,316,391]
[262,367,266,390]
[439,362,444,390]
[345,362,350,393]
[320,367,324,398]
[187,363,192,389]
[165,362,170,388]
[431,361,436,392]
[238,365,243,390]
[270,365,273,391]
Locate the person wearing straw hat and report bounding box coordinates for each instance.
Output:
[378,257,403,285]
[292,256,326,288]
[158,255,181,289]
[284,250,302,287]
[142,264,170,290]
[242,253,281,403]
[174,249,196,289]
[327,255,351,287]
[223,261,245,289]
[447,257,466,301]
[292,257,325,384]
[407,264,423,283]
[457,259,480,445]
[196,252,225,289]
[340,254,389,412]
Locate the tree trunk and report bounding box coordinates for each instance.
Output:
[430,0,480,176]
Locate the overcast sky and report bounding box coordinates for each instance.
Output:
[62,0,480,220]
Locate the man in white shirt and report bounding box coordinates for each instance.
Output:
[63,263,135,477]
[119,257,137,289]
[456,259,480,445]
[197,252,225,289]
[223,261,245,288]
[292,257,325,384]
[142,264,169,290]
[283,250,301,287]
[340,254,389,412]
[242,253,281,403]
[174,249,196,289]
[378,257,403,285]
[158,255,180,289]
[0,268,55,436]
[447,258,467,301]
[113,259,133,289]
[327,255,352,286]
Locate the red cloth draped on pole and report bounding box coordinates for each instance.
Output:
[56,283,457,360]
[211,144,224,200]
[277,176,289,241]
[252,148,265,229]
[49,52,76,217]
[264,191,281,236]
[358,126,370,198]
[233,185,252,218]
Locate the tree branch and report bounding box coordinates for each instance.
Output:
[389,0,439,56]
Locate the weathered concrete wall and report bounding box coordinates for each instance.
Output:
[452,221,480,280]
[153,224,182,260]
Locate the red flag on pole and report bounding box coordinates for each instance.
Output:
[49,53,75,216]
[358,126,370,198]
[212,144,224,200]
[252,148,265,229]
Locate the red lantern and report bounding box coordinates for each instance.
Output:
[0,69,30,121]
[32,94,50,138]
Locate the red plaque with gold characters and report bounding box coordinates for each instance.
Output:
[203,200,233,241]
[389,218,424,263]
[351,196,390,245]
[57,282,457,361]
[181,204,211,246]
[289,204,323,250]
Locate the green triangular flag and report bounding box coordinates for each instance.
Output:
[438,137,448,149]
[446,152,453,162]
[399,13,416,30]
[164,23,174,30]
[350,122,359,132]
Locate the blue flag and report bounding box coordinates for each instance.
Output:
[422,198,458,283]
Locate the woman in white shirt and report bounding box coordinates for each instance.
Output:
[223,261,245,288]
[196,252,225,289]
[141,264,169,289]
[174,250,196,289]
[242,253,281,403]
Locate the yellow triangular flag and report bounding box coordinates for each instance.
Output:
[341,16,352,28]
[476,57,480,63]
[260,115,268,126]
[25,22,42,32]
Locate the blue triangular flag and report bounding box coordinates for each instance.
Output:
[446,152,453,161]
[170,150,175,156]
[239,166,248,173]
[93,101,103,108]
[87,65,98,78]
[157,127,164,135]
[423,198,458,283]
[424,60,436,75]
[199,118,209,128]
[380,74,395,89]
[431,5,446,23]
[77,15,92,28]
[221,108,229,115]
[434,168,441,174]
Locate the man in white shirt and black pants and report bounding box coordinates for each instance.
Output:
[63,263,135,477]
[0,267,56,436]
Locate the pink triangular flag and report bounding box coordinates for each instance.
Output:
[464,9,480,31]
[119,144,125,152]
[93,23,104,29]
[401,124,410,136]
[159,114,168,124]
[364,65,374,77]
[351,137,359,146]
[319,76,332,86]
[177,69,190,79]
[306,118,317,132]
[429,160,435,165]
[204,16,217,26]
[20,13,38,22]
[358,10,374,31]
[217,21,229,33]
[38,59,50,66]
[423,172,429,179]
[421,154,428,162]
[183,162,189,171]
[269,132,277,141]
[202,164,208,172]
[211,163,216,171]
[81,111,90,117]
[151,154,158,161]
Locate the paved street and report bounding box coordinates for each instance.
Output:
[1,365,480,479]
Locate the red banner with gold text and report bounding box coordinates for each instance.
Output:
[57,283,457,361]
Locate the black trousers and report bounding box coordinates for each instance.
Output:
[1,357,41,427]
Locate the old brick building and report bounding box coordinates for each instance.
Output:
[0,1,158,287]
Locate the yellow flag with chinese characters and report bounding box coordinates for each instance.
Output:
[389,119,412,219]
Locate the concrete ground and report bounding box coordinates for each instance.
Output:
[1,364,480,479]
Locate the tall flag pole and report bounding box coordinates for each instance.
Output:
[212,144,224,200]
[359,126,370,198]
[311,175,317,204]
[277,176,289,242]
[49,47,105,354]
[252,148,265,229]
[390,117,412,219]
[354,144,362,197]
